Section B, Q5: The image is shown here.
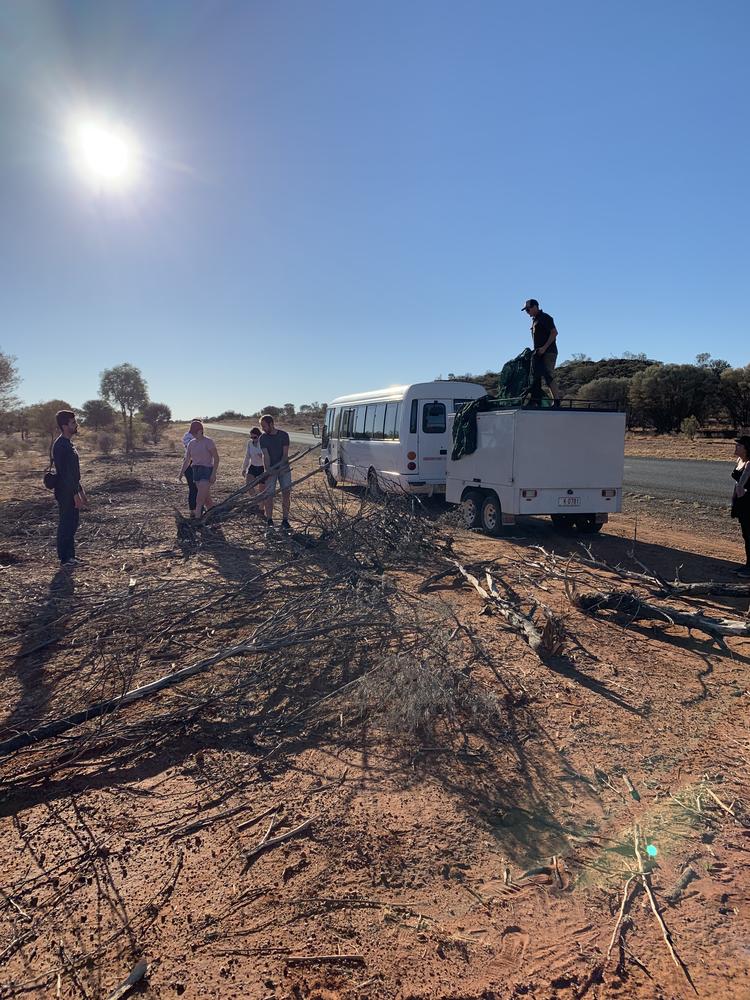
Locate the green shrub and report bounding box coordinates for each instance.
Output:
[98,432,115,455]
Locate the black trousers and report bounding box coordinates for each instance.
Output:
[56,494,80,563]
[738,509,750,566]
[185,465,198,512]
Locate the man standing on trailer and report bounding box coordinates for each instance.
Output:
[522,298,561,407]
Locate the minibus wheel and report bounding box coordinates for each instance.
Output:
[324,462,337,488]
[461,490,483,529]
[480,494,503,537]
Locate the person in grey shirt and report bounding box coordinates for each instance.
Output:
[259,414,291,530]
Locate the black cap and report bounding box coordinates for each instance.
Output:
[735,434,750,451]
[521,299,539,312]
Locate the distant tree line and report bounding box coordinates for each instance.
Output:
[205,402,326,422]
[0,354,172,453]
[449,352,750,434]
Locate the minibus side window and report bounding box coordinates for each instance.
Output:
[384,402,399,440]
[364,405,376,440]
[422,401,446,433]
[371,403,386,440]
[410,399,418,434]
[353,406,366,440]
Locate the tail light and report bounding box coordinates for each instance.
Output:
[407,451,417,460]
[521,489,538,499]
[601,489,617,498]
[407,461,417,471]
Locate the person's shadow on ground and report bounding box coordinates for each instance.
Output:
[1,566,75,741]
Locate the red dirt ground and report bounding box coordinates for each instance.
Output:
[1,433,749,999]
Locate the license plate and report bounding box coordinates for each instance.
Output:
[558,496,581,507]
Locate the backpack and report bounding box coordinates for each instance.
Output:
[43,443,57,491]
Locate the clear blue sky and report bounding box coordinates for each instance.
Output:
[1,0,748,418]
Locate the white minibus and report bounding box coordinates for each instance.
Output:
[320,381,486,496]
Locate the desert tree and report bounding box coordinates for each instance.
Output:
[577,377,631,416]
[140,401,172,442]
[0,350,20,414]
[80,398,117,431]
[28,399,74,444]
[100,363,149,452]
[721,366,750,428]
[628,364,716,432]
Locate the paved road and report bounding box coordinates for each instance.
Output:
[204,424,319,446]
[624,457,732,508]
[205,425,732,507]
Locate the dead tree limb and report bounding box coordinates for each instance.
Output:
[0,620,378,759]
[634,825,696,993]
[573,589,750,642]
[450,560,544,653]
[244,817,313,863]
[201,445,320,522]
[656,581,750,598]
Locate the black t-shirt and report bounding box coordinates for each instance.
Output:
[259,429,290,468]
[531,310,558,353]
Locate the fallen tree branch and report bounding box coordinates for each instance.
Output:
[0,620,381,760]
[657,581,750,598]
[451,560,544,653]
[244,817,313,863]
[573,589,750,641]
[634,825,696,993]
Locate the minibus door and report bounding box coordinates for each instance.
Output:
[418,399,450,481]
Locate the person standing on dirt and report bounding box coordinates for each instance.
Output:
[730,434,750,577]
[179,420,219,516]
[241,426,266,513]
[181,425,199,516]
[522,298,561,407]
[52,409,87,566]
[259,414,291,531]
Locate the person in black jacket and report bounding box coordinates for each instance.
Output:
[731,434,750,577]
[52,409,87,566]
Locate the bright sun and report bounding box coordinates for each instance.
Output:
[69,118,140,191]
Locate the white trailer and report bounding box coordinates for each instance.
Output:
[446,406,626,535]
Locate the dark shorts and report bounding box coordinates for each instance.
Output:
[247,465,264,479]
[192,465,213,482]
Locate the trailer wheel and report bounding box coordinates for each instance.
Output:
[480,494,503,537]
[461,490,483,529]
[576,515,603,534]
[551,514,576,532]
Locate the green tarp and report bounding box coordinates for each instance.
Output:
[451,349,536,461]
